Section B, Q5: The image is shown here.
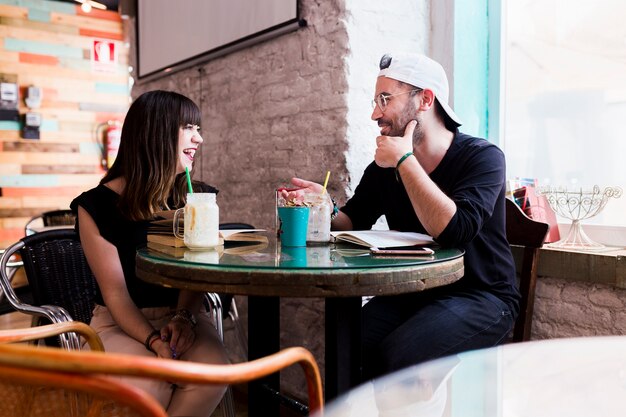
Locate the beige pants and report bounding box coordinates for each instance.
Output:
[89,305,229,417]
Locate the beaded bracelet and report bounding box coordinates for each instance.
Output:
[330,197,339,220]
[144,329,161,352]
[395,152,414,182]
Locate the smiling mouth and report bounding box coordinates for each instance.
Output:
[183,148,196,160]
[378,124,391,135]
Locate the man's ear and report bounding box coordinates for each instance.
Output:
[419,89,436,110]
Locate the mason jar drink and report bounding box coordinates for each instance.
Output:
[304,193,332,243]
[173,193,220,249]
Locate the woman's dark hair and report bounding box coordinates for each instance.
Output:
[101,90,201,221]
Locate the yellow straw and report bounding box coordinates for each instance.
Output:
[321,171,331,195]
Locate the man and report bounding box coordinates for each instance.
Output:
[290,52,518,379]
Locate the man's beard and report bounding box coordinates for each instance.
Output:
[380,99,423,145]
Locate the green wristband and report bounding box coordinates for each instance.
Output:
[395,152,414,182]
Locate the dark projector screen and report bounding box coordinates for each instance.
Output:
[137,0,300,80]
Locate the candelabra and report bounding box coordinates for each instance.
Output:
[539,185,622,250]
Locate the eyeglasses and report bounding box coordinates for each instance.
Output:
[371,89,422,112]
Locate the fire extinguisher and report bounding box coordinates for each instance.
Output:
[95,120,122,170]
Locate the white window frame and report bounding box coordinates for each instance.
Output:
[431,0,626,247]
[487,0,626,247]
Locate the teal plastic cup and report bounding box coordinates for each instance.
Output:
[280,246,308,267]
[277,206,310,247]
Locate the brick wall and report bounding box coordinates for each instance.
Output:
[533,279,626,338]
[510,246,626,340]
[344,0,430,193]
[130,1,350,230]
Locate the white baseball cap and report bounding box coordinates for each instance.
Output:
[378,52,462,126]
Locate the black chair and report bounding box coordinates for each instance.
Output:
[505,198,550,342]
[0,210,76,312]
[0,229,96,350]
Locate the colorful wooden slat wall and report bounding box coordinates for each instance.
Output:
[0,0,129,246]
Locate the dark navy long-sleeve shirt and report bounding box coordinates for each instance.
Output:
[341,131,520,313]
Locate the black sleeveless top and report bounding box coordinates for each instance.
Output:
[70,183,218,308]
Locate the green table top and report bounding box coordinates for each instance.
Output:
[138,239,463,270]
[136,238,465,297]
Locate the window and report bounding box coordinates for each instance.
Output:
[495,0,625,228]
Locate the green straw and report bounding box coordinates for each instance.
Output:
[185,167,193,194]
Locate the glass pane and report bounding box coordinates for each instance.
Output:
[503,0,626,226]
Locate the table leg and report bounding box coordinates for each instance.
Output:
[325,296,362,401]
[248,296,280,417]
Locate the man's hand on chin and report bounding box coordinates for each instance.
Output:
[374,120,416,168]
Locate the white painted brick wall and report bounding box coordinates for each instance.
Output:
[344,0,430,196]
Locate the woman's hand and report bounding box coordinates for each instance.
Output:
[150,337,176,359]
[159,316,196,359]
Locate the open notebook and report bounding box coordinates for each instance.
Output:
[147,216,267,247]
[147,229,267,248]
[330,230,433,249]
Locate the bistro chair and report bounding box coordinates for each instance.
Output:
[505,198,550,342]
[1,210,75,313]
[0,364,167,417]
[218,222,256,352]
[0,248,27,311]
[0,229,239,417]
[0,321,166,417]
[24,209,76,236]
[0,321,103,350]
[0,323,324,417]
[0,229,96,350]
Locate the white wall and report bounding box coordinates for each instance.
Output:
[343,0,430,197]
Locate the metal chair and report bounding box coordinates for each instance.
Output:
[24,209,76,236]
[0,321,164,417]
[0,249,27,309]
[0,210,75,312]
[505,198,550,342]
[0,229,239,416]
[218,222,255,353]
[0,322,324,417]
[0,229,96,350]
[0,321,103,350]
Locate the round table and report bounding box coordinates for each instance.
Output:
[136,241,464,298]
[321,335,626,417]
[136,238,464,415]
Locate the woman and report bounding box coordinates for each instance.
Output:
[71,90,228,416]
